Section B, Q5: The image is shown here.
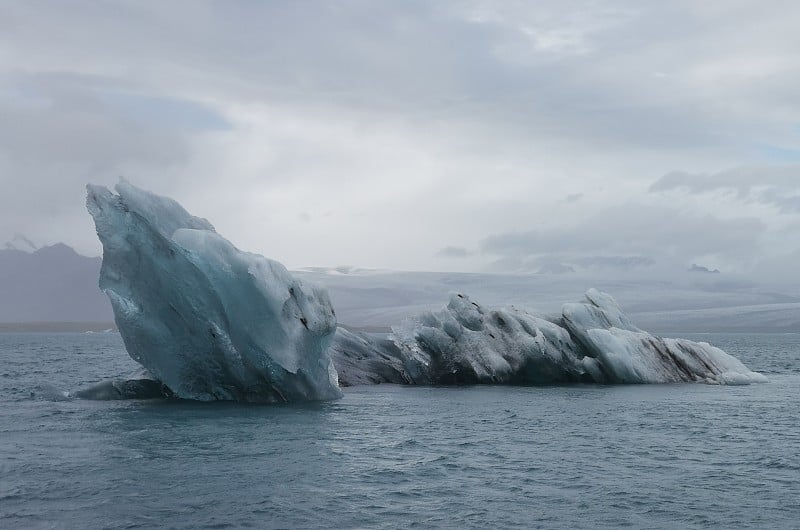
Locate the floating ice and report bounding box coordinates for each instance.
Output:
[83,183,764,402]
[561,289,767,384]
[383,289,767,386]
[86,183,340,402]
[75,369,173,400]
[329,328,410,386]
[388,293,588,385]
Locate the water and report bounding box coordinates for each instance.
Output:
[1,333,799,529]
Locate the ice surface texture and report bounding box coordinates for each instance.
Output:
[386,289,767,386]
[86,183,340,402]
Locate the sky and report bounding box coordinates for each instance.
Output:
[1,0,799,281]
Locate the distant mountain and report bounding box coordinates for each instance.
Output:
[0,243,112,323]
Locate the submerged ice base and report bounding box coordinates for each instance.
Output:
[87,183,340,402]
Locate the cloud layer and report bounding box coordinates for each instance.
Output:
[1,1,798,282]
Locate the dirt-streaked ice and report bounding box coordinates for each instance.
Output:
[385,289,766,386]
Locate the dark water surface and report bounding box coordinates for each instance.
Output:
[2,332,799,529]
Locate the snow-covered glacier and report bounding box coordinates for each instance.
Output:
[86,183,340,402]
[83,183,764,402]
[376,289,767,386]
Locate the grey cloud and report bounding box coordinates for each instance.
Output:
[651,166,800,213]
[571,255,655,269]
[2,1,792,154]
[756,187,800,214]
[689,264,720,274]
[503,255,654,275]
[0,1,798,274]
[1,1,797,162]
[481,204,765,270]
[96,92,230,132]
[751,246,800,285]
[534,260,576,275]
[4,233,38,252]
[0,72,204,253]
[651,166,800,194]
[0,73,187,166]
[436,246,474,258]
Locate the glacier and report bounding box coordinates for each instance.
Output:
[86,183,340,402]
[82,183,765,403]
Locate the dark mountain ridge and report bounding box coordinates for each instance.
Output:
[0,243,111,322]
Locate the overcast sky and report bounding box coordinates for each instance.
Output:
[1,0,798,280]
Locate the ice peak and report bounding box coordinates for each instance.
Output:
[86,182,340,402]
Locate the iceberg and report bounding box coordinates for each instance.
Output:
[86,183,340,402]
[560,289,767,384]
[82,183,764,402]
[381,289,767,386]
[387,293,589,385]
[330,327,411,386]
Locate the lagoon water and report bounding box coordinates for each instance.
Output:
[1,332,799,529]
